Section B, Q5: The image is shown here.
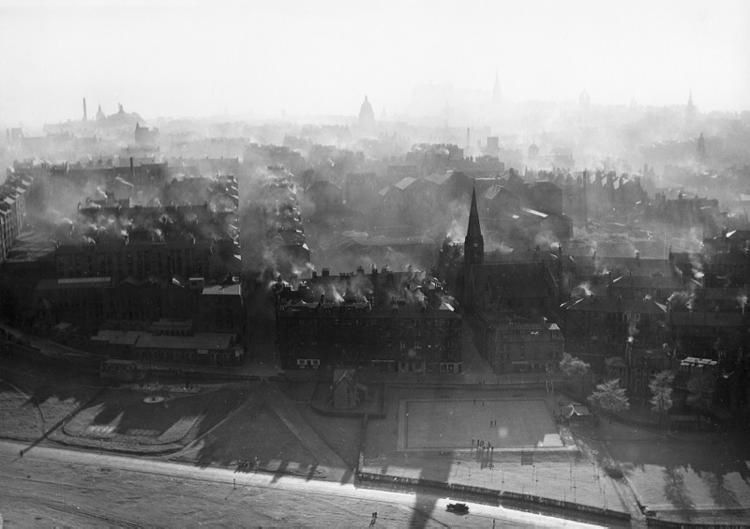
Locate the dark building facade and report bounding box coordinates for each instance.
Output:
[275,268,461,372]
[52,204,238,282]
[474,315,563,373]
[562,294,668,371]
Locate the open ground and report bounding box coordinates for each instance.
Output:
[61,385,247,451]
[363,385,628,515]
[572,419,750,526]
[400,397,559,451]
[5,360,750,526]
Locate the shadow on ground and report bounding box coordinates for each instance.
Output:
[73,386,247,444]
[187,383,356,485]
[577,417,750,514]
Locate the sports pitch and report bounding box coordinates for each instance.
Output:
[398,398,558,451]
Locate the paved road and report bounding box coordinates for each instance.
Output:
[0,440,607,528]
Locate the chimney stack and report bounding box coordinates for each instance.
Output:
[129,157,134,181]
[82,97,87,121]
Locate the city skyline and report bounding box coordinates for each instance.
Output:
[1,0,749,127]
[2,3,750,524]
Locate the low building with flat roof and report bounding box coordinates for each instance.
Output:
[90,329,242,366]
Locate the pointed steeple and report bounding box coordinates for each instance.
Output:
[467,187,481,239]
[464,187,484,266]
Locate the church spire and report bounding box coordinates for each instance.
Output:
[467,187,481,239]
[492,70,502,104]
[464,186,484,266]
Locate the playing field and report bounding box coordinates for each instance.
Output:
[398,398,558,451]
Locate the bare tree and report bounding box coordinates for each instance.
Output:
[588,378,630,418]
[649,370,674,427]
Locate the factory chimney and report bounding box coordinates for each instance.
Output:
[82,97,88,121]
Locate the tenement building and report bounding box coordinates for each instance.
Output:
[275,267,461,373]
[52,203,239,282]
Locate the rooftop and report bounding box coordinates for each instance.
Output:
[91,329,141,346]
[37,277,112,290]
[564,295,667,314]
[135,332,234,350]
[423,172,452,186]
[611,274,682,289]
[484,184,513,201]
[669,311,745,327]
[393,176,417,191]
[202,283,241,296]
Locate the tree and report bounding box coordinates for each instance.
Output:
[649,370,674,427]
[588,378,630,417]
[687,370,715,413]
[560,353,590,398]
[560,353,589,377]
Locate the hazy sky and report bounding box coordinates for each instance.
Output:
[1,0,749,126]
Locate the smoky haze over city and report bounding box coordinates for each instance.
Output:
[1,1,750,528]
[2,0,750,126]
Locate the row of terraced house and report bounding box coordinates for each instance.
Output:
[0,170,33,263]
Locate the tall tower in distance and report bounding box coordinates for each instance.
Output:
[82,97,87,121]
[492,70,502,104]
[697,132,707,161]
[464,187,484,267]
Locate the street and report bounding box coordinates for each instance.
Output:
[0,440,607,528]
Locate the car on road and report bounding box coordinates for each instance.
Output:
[446,502,469,514]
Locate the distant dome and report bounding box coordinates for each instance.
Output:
[579,90,591,108]
[358,95,375,132]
